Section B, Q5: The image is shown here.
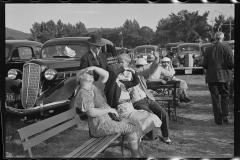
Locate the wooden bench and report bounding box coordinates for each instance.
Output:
[17,108,126,158]
[147,80,181,121]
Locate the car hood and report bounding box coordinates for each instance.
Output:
[27,58,81,71]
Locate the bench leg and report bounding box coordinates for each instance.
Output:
[173,101,177,121]
[101,135,128,158]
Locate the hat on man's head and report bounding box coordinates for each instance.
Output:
[135,58,148,66]
[161,57,171,62]
[88,32,105,47]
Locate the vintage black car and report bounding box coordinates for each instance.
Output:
[171,43,204,74]
[134,45,161,60]
[5,37,116,119]
[5,40,42,77]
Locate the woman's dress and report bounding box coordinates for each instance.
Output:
[73,82,139,142]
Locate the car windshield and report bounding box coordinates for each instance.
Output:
[41,44,88,58]
[146,48,155,53]
[179,45,200,52]
[135,48,145,53]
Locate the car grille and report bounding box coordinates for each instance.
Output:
[21,63,41,109]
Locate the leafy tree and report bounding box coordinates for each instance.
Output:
[214,15,234,40]
[155,10,211,45]
[29,20,88,43]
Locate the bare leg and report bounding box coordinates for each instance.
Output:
[128,141,141,158]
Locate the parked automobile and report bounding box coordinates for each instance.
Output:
[5,37,116,119]
[165,42,182,56]
[134,45,161,60]
[5,40,42,77]
[171,43,204,74]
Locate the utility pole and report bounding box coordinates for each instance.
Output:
[210,19,215,38]
[215,5,234,40]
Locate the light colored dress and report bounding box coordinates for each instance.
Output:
[74,81,140,142]
[116,79,162,137]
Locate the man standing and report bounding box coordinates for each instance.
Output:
[202,32,234,125]
[79,32,108,80]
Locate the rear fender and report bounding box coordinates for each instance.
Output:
[39,77,78,104]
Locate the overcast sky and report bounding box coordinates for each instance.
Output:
[5,4,234,33]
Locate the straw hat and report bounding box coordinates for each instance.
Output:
[161,57,171,62]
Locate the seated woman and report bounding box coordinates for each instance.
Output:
[149,57,191,103]
[73,66,141,158]
[105,62,162,139]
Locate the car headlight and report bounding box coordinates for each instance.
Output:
[193,54,199,59]
[44,69,57,80]
[8,69,22,79]
[8,69,20,79]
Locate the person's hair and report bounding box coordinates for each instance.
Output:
[119,53,131,64]
[214,32,224,41]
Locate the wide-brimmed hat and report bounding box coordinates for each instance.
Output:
[135,58,148,66]
[161,57,171,62]
[88,32,105,47]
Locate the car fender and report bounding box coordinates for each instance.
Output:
[39,77,78,105]
[172,58,180,67]
[6,77,22,94]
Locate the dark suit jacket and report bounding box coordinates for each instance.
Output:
[79,51,108,80]
[202,41,234,83]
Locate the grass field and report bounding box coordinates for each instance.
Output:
[4,74,234,158]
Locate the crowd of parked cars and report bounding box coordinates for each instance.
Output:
[5,37,234,120]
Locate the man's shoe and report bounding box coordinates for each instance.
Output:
[162,137,171,144]
[222,117,229,123]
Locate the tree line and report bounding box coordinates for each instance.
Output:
[7,10,234,49]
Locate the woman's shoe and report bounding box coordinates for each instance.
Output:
[179,97,188,103]
[184,97,192,102]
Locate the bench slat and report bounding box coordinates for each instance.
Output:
[18,108,77,140]
[73,136,111,158]
[84,133,121,158]
[22,116,81,151]
[65,137,98,158]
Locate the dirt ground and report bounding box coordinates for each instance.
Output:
[4,74,235,158]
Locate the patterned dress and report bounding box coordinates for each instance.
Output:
[116,79,162,137]
[74,81,139,142]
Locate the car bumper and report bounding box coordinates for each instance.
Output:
[174,67,203,70]
[5,100,70,116]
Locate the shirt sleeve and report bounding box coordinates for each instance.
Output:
[136,61,159,79]
[75,89,94,112]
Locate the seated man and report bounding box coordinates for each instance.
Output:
[118,53,172,144]
[149,57,191,102]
